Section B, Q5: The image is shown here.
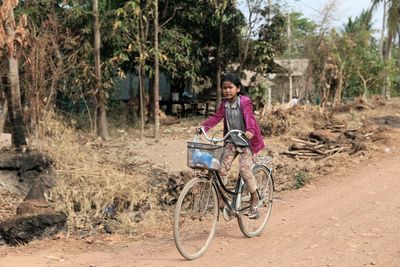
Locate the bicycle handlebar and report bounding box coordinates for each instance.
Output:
[198,127,249,146]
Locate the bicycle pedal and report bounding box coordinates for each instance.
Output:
[222,207,234,221]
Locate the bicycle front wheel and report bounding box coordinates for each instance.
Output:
[173,177,219,260]
[237,165,273,237]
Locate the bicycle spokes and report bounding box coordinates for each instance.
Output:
[173,178,218,260]
[237,166,274,237]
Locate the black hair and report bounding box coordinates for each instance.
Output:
[221,72,242,88]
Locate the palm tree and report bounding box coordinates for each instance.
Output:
[370,0,400,99]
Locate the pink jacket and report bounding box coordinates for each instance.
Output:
[201,95,265,154]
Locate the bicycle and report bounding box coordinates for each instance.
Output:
[173,127,274,260]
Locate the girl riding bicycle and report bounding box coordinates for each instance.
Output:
[198,72,265,219]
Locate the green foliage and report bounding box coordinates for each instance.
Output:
[339,11,384,100]
[305,9,387,103]
[293,170,310,189]
[111,0,141,72]
[248,78,269,110]
[258,2,286,55]
[287,12,318,58]
[110,0,244,93]
[240,2,285,73]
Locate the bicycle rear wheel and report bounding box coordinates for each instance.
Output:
[237,165,273,237]
[173,177,218,260]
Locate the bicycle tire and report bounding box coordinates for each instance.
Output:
[173,177,219,260]
[237,165,273,238]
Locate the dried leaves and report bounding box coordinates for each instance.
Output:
[0,1,29,57]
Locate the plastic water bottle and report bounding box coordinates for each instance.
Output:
[199,152,213,168]
[192,150,201,165]
[210,158,220,170]
[192,150,213,168]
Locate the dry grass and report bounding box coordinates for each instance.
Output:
[32,111,171,236]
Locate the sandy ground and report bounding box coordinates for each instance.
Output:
[1,144,399,266]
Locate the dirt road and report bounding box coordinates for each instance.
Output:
[1,152,400,267]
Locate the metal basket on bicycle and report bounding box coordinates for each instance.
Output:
[187,142,225,170]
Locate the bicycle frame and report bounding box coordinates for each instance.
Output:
[209,170,248,216]
[208,161,275,217]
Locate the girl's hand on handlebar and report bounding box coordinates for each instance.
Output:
[195,127,203,135]
[244,131,254,139]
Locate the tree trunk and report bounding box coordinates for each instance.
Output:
[333,65,344,108]
[148,77,154,121]
[305,63,313,103]
[93,0,109,140]
[4,9,27,148]
[138,5,149,139]
[397,29,400,68]
[126,74,138,124]
[5,76,27,149]
[139,65,145,139]
[267,86,271,107]
[0,99,8,133]
[288,73,293,102]
[216,19,223,108]
[1,78,7,132]
[382,31,393,100]
[357,70,371,101]
[287,10,295,102]
[154,0,160,141]
[379,0,387,60]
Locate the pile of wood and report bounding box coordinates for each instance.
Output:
[334,97,373,113]
[283,127,369,160]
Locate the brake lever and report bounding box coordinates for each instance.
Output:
[237,132,249,146]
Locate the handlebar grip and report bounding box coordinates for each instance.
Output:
[199,127,247,144]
